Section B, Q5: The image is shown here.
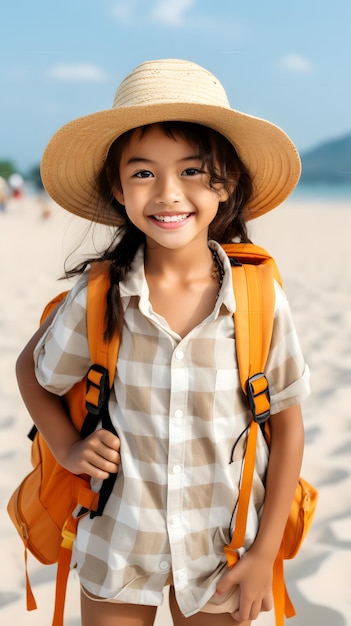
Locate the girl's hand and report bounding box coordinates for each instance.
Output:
[216,549,273,622]
[57,429,121,479]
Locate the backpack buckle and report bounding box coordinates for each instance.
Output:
[246,372,270,424]
[61,523,76,550]
[86,364,110,415]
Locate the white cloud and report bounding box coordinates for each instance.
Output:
[151,0,195,25]
[47,63,110,83]
[112,1,132,23]
[279,54,314,74]
[111,0,196,26]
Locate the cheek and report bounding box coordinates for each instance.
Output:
[123,200,145,227]
[201,189,221,214]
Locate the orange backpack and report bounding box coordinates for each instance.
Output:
[7,261,120,626]
[7,245,317,626]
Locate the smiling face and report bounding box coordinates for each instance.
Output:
[113,125,228,252]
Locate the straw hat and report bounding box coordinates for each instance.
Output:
[41,59,301,225]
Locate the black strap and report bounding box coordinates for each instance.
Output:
[28,425,38,441]
[77,365,119,518]
[90,397,118,518]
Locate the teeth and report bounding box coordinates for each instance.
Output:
[153,214,190,223]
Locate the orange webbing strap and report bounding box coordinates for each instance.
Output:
[52,516,78,626]
[272,545,296,626]
[224,419,259,567]
[87,261,120,389]
[51,486,99,626]
[232,261,276,383]
[24,543,37,611]
[225,260,275,563]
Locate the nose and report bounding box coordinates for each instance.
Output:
[154,174,183,205]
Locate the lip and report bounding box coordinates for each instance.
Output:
[149,212,193,229]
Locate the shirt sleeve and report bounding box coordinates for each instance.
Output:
[34,273,91,396]
[267,281,310,414]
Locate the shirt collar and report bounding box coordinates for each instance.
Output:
[119,245,147,300]
[208,240,236,315]
[119,241,236,315]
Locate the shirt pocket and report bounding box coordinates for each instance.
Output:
[214,367,245,420]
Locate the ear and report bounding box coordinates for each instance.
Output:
[113,185,125,205]
[217,177,238,202]
[217,186,230,202]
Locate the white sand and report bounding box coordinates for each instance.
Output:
[1,194,350,625]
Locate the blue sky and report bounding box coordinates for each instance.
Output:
[1,0,350,173]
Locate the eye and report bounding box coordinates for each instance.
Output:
[134,170,153,178]
[182,168,203,177]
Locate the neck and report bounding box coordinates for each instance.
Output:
[144,239,214,280]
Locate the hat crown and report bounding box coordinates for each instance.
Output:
[113,59,230,109]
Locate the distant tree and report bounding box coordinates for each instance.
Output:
[0,160,18,181]
[26,164,43,190]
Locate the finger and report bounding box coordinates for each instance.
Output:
[231,604,250,622]
[232,587,255,622]
[96,429,121,451]
[73,451,111,480]
[81,440,120,477]
[94,447,120,472]
[85,465,110,480]
[261,593,273,612]
[249,600,262,621]
[85,454,120,479]
[98,443,121,465]
[87,431,121,467]
[233,595,269,623]
[216,566,238,596]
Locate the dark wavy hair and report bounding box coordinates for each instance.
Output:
[66,121,253,338]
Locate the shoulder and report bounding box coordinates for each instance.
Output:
[37,270,89,345]
[34,271,91,394]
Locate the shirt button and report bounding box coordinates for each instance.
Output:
[174,409,183,418]
[172,465,182,474]
[160,561,170,571]
[175,350,184,360]
[172,516,181,526]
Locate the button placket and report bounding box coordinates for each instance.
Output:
[167,342,189,589]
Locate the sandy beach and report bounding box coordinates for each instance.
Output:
[1,194,350,625]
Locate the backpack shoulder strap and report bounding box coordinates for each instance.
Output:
[221,243,278,564]
[84,261,120,414]
[222,242,280,395]
[39,291,69,325]
[86,261,120,386]
[222,242,282,284]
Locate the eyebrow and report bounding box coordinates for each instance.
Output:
[125,155,201,165]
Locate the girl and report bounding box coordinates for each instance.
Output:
[16,59,309,626]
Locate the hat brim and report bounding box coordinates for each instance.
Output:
[41,102,301,226]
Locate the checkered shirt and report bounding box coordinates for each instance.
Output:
[34,241,309,617]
